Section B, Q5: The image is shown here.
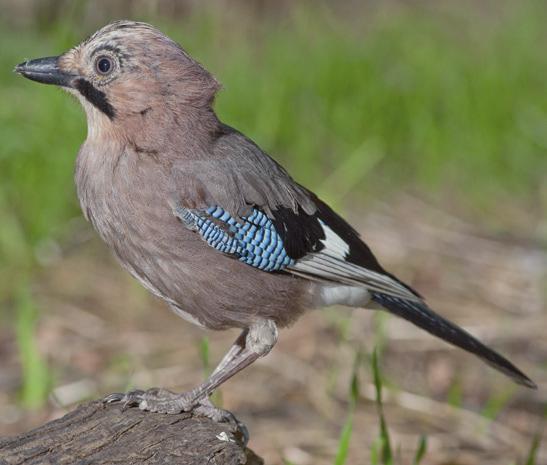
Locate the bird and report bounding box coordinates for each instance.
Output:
[15,20,536,420]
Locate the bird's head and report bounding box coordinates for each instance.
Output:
[15,20,220,138]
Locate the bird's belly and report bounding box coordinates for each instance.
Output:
[115,250,206,327]
[102,218,310,330]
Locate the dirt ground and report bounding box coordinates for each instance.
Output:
[0,194,545,465]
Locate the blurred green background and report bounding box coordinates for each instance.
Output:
[1,0,545,301]
[0,1,545,463]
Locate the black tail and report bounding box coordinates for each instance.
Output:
[371,292,536,389]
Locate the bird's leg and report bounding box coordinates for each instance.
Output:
[180,328,248,425]
[180,322,275,406]
[104,320,277,419]
[209,328,248,377]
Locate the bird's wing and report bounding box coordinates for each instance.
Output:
[174,200,419,301]
[170,126,419,301]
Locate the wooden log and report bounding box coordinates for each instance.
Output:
[0,400,263,465]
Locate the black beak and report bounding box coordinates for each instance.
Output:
[15,56,75,87]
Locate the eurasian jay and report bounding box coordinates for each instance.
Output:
[16,20,535,421]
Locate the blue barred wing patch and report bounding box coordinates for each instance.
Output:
[177,206,295,272]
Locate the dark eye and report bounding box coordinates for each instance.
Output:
[95,56,113,75]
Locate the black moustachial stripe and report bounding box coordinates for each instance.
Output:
[74,78,115,119]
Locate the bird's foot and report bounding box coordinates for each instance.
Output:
[104,387,190,414]
[103,388,248,442]
[104,388,249,443]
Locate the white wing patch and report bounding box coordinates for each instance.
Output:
[289,220,420,301]
[321,223,350,258]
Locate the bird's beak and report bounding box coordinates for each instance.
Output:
[15,56,76,87]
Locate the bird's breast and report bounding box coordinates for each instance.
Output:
[75,144,187,287]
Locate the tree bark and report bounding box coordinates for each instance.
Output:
[0,401,263,465]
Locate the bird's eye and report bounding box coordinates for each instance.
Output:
[95,56,113,75]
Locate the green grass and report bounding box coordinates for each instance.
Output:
[199,336,211,376]
[370,349,394,465]
[334,350,362,465]
[520,408,546,465]
[522,429,542,465]
[330,348,429,465]
[481,386,516,421]
[15,285,51,408]
[1,1,545,298]
[3,2,546,273]
[413,436,428,465]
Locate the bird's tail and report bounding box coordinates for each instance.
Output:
[370,292,536,389]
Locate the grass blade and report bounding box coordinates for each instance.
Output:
[15,285,51,408]
[413,435,428,465]
[523,430,542,465]
[334,350,362,465]
[372,348,393,465]
[199,335,210,375]
[523,435,540,465]
[334,409,355,465]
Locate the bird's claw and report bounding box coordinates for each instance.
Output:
[103,388,249,443]
[104,390,145,411]
[103,387,188,413]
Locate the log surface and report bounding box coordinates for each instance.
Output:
[0,401,262,465]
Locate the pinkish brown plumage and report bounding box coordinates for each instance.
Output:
[15,20,535,422]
